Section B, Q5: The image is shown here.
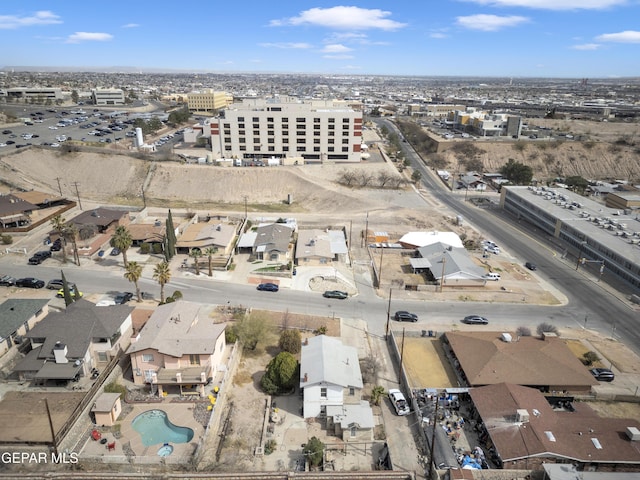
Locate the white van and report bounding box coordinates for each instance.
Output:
[484,272,501,281]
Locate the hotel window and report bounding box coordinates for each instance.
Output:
[254,138,261,143]
[314,147,320,152]
[314,124,321,130]
[268,146,275,152]
[268,138,275,144]
[253,130,260,136]
[296,117,305,123]
[297,130,306,136]
[267,117,274,122]
[328,124,335,130]
[314,118,320,123]
[224,137,231,143]
[224,129,230,135]
[225,145,232,151]
[297,146,305,152]
[283,138,289,144]
[328,139,334,144]
[328,147,334,152]
[239,137,246,143]
[296,125,305,130]
[313,131,320,136]
[255,145,261,151]
[349,387,355,396]
[239,129,245,135]
[238,117,244,122]
[328,118,335,123]
[252,117,259,122]
[282,130,288,136]
[343,118,350,124]
[268,130,274,135]
[238,123,245,129]
[314,139,320,144]
[283,146,289,152]
[342,147,349,152]
[328,131,335,137]
[297,138,306,144]
[142,354,154,362]
[189,354,200,365]
[253,123,259,129]
[223,123,230,128]
[342,138,349,144]
[239,146,246,151]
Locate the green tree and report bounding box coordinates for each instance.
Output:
[50,214,69,264]
[499,159,533,185]
[303,437,324,468]
[168,107,191,125]
[110,225,133,267]
[370,386,387,406]
[153,261,171,304]
[124,261,143,302]
[189,248,203,276]
[261,351,298,395]
[411,170,422,184]
[583,351,600,366]
[165,210,177,259]
[204,247,217,276]
[278,329,302,354]
[235,312,270,350]
[71,90,79,104]
[147,117,163,133]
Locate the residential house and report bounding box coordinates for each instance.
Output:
[300,335,374,442]
[295,229,349,266]
[128,222,166,247]
[68,207,130,235]
[0,299,49,357]
[469,383,640,472]
[444,331,598,392]
[411,242,486,287]
[252,223,294,262]
[14,299,133,385]
[457,172,487,191]
[0,193,37,228]
[127,301,226,398]
[175,220,237,256]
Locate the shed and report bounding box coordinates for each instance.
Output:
[91,392,122,427]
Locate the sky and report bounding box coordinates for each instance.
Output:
[0,1,639,78]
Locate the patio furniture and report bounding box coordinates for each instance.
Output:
[91,429,101,441]
[107,441,116,451]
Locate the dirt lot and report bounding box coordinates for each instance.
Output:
[402,337,458,389]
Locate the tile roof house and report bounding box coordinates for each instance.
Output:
[444,331,597,392]
[126,301,226,398]
[300,335,374,442]
[469,383,640,472]
[175,220,237,255]
[0,298,49,357]
[14,299,133,385]
[128,223,166,246]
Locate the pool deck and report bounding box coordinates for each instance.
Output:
[80,403,202,462]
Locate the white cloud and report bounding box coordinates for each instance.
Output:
[269,6,406,31]
[121,23,140,28]
[66,32,113,43]
[460,0,627,10]
[0,10,62,29]
[571,43,601,50]
[430,32,449,39]
[596,30,640,43]
[321,44,353,53]
[323,54,355,59]
[456,14,528,31]
[258,42,312,49]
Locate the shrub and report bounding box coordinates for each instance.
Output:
[264,439,277,455]
[303,436,324,467]
[582,351,600,366]
[139,243,151,254]
[225,327,238,344]
[104,381,127,398]
[152,243,163,254]
[261,352,298,395]
[516,326,532,337]
[1,234,13,245]
[279,329,302,354]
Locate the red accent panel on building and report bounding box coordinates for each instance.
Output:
[354,118,363,124]
[353,144,361,152]
[353,131,362,136]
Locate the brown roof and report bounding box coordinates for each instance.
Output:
[470,383,640,465]
[128,223,165,243]
[12,191,64,205]
[445,331,597,389]
[0,194,37,217]
[70,208,128,228]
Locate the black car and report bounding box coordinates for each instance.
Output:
[2,130,11,134]
[257,283,279,292]
[28,256,44,265]
[525,262,537,271]
[49,239,62,251]
[0,275,17,286]
[323,290,348,299]
[114,292,134,304]
[28,250,51,264]
[462,315,489,325]
[590,368,615,382]
[16,277,45,289]
[394,311,418,322]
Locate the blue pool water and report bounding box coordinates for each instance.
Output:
[131,410,194,447]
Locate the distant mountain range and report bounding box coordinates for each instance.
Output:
[0,65,221,74]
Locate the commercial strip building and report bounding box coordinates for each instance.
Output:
[207,96,364,163]
[501,185,640,291]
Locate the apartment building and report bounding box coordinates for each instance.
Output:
[187,89,232,114]
[92,88,125,105]
[209,96,364,164]
[449,108,522,137]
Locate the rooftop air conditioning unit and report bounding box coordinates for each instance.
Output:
[501,333,512,342]
[516,409,530,423]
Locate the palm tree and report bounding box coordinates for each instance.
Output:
[110,225,133,267]
[124,261,143,302]
[153,261,171,304]
[189,248,203,276]
[64,223,81,266]
[204,247,217,277]
[50,214,68,264]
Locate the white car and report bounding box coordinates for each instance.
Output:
[48,126,58,130]
[0,143,7,147]
[388,389,410,416]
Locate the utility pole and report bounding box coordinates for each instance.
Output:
[440,254,447,293]
[398,328,405,384]
[386,288,392,337]
[348,220,352,259]
[378,246,384,288]
[55,177,63,197]
[362,211,369,248]
[71,181,82,210]
[44,398,58,456]
[243,195,248,219]
[428,393,440,480]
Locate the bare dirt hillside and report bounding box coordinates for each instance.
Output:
[0,149,402,214]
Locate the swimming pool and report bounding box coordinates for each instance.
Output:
[131,410,194,447]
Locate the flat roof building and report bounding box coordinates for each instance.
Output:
[500,185,640,290]
[187,89,232,115]
[92,88,125,105]
[209,96,364,163]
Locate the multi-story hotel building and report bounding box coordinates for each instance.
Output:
[208,96,364,164]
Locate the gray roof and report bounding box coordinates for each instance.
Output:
[300,335,363,389]
[417,242,486,280]
[24,299,133,360]
[127,300,225,357]
[0,298,49,339]
[254,223,293,253]
[326,401,374,429]
[92,392,122,412]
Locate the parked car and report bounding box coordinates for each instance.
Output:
[110,247,121,256]
[590,368,615,382]
[56,288,83,299]
[484,272,501,281]
[16,278,45,289]
[28,250,52,265]
[114,292,134,304]
[394,311,418,322]
[0,275,17,286]
[525,262,537,271]
[49,238,62,251]
[28,256,44,265]
[388,389,410,416]
[46,279,76,290]
[323,290,348,299]
[462,315,489,325]
[257,283,279,292]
